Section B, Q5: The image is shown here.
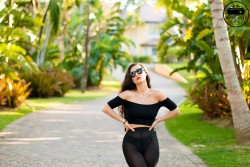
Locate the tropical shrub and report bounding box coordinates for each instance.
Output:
[188,83,231,119]
[0,78,31,109]
[22,67,74,98]
[0,80,7,107]
[53,69,74,96]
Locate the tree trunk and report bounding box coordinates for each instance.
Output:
[81,0,90,92]
[210,0,250,145]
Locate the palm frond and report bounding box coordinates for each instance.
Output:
[49,0,60,36]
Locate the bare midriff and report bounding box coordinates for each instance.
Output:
[125,124,151,133]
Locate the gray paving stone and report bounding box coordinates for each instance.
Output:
[0,64,207,167]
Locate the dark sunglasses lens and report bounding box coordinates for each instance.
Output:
[130,72,136,78]
[137,68,143,74]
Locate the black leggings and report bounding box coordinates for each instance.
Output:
[122,127,159,167]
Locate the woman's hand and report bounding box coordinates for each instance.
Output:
[124,122,135,132]
[149,120,159,131]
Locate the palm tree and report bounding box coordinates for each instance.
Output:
[210,0,250,145]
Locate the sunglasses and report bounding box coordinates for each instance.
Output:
[129,68,144,78]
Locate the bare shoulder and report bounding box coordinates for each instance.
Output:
[118,90,133,100]
[151,89,167,101]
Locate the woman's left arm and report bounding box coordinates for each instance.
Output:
[149,91,180,131]
[149,108,180,131]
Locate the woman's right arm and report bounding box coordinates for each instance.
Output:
[102,104,134,132]
[102,92,135,131]
[102,103,126,124]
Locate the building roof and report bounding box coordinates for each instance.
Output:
[141,38,159,46]
[141,38,173,47]
[139,4,166,23]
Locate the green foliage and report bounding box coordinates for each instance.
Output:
[196,28,213,41]
[158,3,230,119]
[22,67,74,98]
[157,0,190,20]
[161,47,179,63]
[157,1,250,118]
[57,6,85,87]
[0,77,31,109]
[36,0,62,65]
[60,1,133,87]
[0,0,40,81]
[133,55,154,63]
[0,0,135,93]
[88,32,131,86]
[88,2,134,83]
[49,0,61,36]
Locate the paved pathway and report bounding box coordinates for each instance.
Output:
[0,64,207,167]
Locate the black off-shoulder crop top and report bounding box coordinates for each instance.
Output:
[107,96,177,126]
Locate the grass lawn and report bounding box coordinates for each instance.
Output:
[0,74,120,132]
[165,62,250,167]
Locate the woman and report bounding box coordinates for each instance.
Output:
[102,63,180,167]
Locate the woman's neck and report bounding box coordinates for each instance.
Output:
[136,81,150,94]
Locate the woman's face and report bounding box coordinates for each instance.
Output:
[130,64,147,84]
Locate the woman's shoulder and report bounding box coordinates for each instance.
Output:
[118,90,133,100]
[151,89,167,101]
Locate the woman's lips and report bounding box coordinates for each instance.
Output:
[136,77,141,80]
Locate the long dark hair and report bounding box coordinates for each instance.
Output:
[118,63,151,117]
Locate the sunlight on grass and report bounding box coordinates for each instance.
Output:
[165,100,250,167]
[0,108,32,131]
[100,74,121,91]
[162,64,250,166]
[0,112,24,116]
[101,80,120,86]
[26,89,110,109]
